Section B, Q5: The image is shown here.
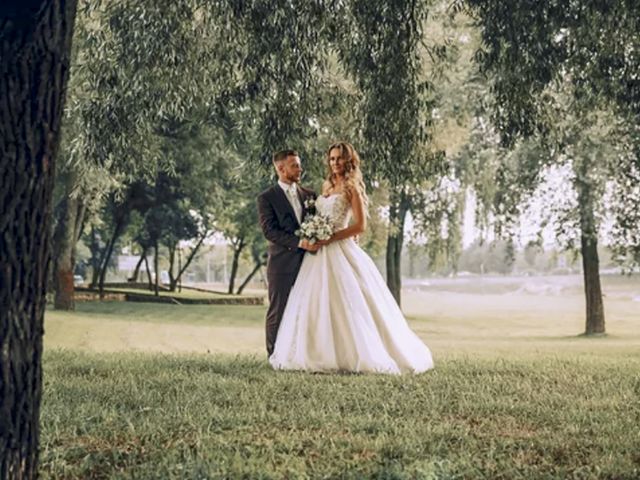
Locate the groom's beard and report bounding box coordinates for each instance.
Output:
[286,173,301,183]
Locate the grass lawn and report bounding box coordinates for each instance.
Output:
[42,275,640,478]
[41,352,640,479]
[45,302,267,354]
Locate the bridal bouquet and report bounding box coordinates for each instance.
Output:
[295,214,334,244]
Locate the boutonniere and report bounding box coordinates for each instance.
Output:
[303,197,317,216]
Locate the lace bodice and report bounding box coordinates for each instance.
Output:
[316,194,352,230]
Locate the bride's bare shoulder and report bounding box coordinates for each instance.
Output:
[321,180,332,195]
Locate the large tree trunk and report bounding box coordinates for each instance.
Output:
[385,191,409,307]
[0,1,77,478]
[576,162,605,335]
[581,234,605,334]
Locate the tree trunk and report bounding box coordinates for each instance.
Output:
[581,234,605,334]
[167,243,177,291]
[0,1,77,477]
[236,260,264,294]
[228,237,245,294]
[53,192,83,310]
[385,191,409,307]
[128,246,147,282]
[53,184,86,310]
[144,254,153,289]
[177,247,182,292]
[154,241,160,296]
[576,159,605,335]
[169,234,206,292]
[89,225,102,287]
[179,235,205,286]
[97,219,125,298]
[73,201,86,248]
[97,231,116,298]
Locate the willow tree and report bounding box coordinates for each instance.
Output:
[463,0,640,335]
[336,0,441,306]
[223,0,337,173]
[53,0,240,307]
[0,1,77,477]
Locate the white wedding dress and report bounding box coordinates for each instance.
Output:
[269,193,434,374]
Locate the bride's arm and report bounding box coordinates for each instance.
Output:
[320,187,366,244]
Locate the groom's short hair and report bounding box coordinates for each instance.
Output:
[272,149,298,164]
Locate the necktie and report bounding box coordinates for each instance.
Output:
[287,185,302,223]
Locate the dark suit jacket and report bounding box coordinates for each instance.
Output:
[257,184,317,275]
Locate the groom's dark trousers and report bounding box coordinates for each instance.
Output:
[257,184,316,356]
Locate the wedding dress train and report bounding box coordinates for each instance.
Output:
[269,193,434,374]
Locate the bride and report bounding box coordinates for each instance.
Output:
[269,142,434,374]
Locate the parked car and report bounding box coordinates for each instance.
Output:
[73,275,84,287]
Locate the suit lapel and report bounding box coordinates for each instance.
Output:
[273,185,300,227]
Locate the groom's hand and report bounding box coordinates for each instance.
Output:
[300,239,320,252]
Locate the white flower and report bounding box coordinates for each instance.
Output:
[295,214,334,243]
[304,198,316,209]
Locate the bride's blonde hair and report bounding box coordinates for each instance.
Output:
[325,142,369,212]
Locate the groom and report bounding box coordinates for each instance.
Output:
[257,150,318,356]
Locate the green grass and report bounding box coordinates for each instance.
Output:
[41,350,640,479]
[44,302,267,355]
[42,276,640,478]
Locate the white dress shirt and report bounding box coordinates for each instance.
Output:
[278,180,303,224]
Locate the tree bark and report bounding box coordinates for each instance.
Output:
[52,196,76,310]
[0,1,77,477]
[581,233,605,334]
[577,173,606,335]
[385,191,409,307]
[53,191,84,310]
